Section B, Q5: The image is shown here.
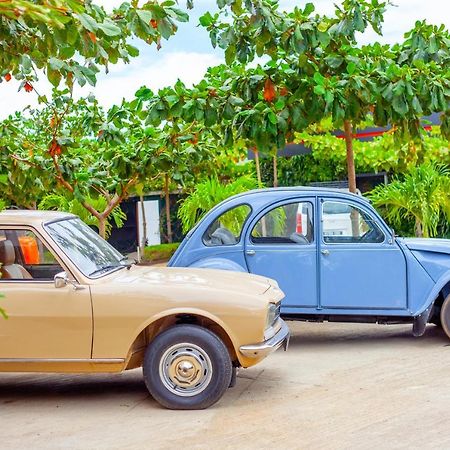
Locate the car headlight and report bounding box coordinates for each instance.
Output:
[266,302,281,329]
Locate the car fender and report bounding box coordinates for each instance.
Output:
[128,306,241,359]
[416,269,450,316]
[189,257,247,272]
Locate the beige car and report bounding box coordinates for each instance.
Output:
[0,210,289,409]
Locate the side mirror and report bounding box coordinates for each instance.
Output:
[54,272,68,289]
[54,272,84,290]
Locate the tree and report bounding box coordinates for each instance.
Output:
[0,0,190,89]
[199,0,450,192]
[0,92,163,238]
[369,163,450,238]
[134,81,234,241]
[38,193,126,238]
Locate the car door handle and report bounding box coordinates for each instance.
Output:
[246,250,256,256]
[321,249,330,256]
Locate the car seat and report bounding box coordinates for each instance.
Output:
[0,240,32,279]
[210,227,237,246]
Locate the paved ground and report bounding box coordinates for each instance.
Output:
[2,321,450,450]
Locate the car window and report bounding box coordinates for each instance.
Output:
[46,218,126,278]
[251,202,314,245]
[203,204,251,247]
[0,229,63,281]
[322,201,385,244]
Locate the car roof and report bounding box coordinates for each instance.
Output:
[221,186,370,204]
[0,209,76,226]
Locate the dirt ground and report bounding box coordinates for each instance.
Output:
[2,321,450,450]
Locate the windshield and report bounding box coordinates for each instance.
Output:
[45,218,126,278]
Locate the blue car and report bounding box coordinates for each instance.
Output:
[169,188,450,338]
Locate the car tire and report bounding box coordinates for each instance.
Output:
[440,295,450,338]
[143,324,232,410]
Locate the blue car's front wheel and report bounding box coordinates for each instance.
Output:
[440,295,450,338]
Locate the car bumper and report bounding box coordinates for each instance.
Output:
[239,320,290,358]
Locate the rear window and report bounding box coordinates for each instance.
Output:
[203,204,251,247]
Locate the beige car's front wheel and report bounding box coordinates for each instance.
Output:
[143,324,233,410]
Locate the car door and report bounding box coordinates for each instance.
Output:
[244,199,318,310]
[319,198,407,310]
[0,227,92,359]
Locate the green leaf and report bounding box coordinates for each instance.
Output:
[303,2,315,15]
[392,95,409,115]
[268,111,277,124]
[225,45,237,65]
[229,96,244,106]
[48,57,64,71]
[313,72,325,85]
[127,45,140,58]
[98,19,121,37]
[199,11,214,27]
[314,85,325,95]
[75,13,99,32]
[47,67,62,87]
[346,62,357,75]
[325,56,344,69]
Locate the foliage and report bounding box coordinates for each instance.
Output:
[259,125,450,188]
[38,193,126,238]
[200,0,450,140]
[368,163,450,238]
[132,1,450,195]
[0,0,190,88]
[142,243,180,263]
[178,175,258,233]
[0,92,166,237]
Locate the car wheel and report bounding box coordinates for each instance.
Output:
[143,324,232,410]
[440,295,450,337]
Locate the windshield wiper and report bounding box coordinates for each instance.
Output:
[89,264,124,277]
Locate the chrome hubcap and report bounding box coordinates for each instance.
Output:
[159,343,213,397]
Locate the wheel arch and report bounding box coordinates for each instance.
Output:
[418,271,450,319]
[124,309,240,370]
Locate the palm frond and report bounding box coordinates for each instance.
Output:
[369,163,450,238]
[178,175,259,233]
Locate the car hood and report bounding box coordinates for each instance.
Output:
[107,265,273,296]
[400,238,450,282]
[401,238,450,255]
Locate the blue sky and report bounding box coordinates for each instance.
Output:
[1,0,449,118]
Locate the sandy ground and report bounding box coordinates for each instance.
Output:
[1,321,450,450]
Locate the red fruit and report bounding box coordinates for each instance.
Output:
[150,19,158,29]
[280,87,289,96]
[263,78,276,102]
[4,73,11,82]
[49,139,62,157]
[88,32,97,43]
[24,81,33,93]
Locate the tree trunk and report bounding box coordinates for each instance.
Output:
[254,148,262,187]
[415,218,423,238]
[139,194,147,251]
[164,173,172,244]
[343,120,357,194]
[98,217,107,239]
[273,151,278,188]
